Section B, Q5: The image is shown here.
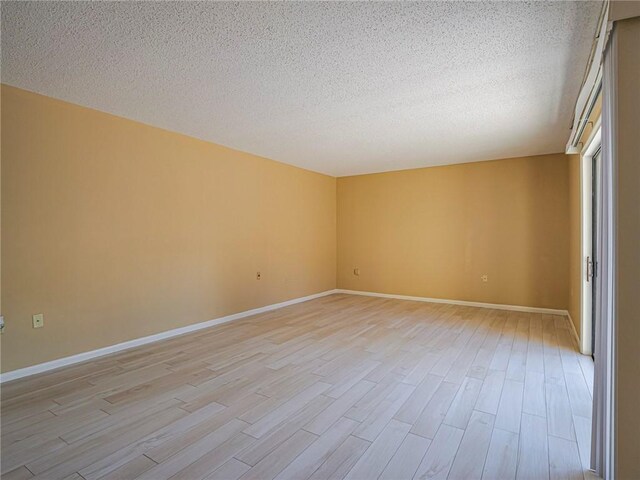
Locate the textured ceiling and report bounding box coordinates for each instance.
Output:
[1,1,601,176]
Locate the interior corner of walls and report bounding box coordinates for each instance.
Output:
[334,154,573,311]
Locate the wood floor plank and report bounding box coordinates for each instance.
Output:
[482,428,519,480]
[307,435,370,480]
[1,435,69,474]
[5,405,109,447]
[29,406,187,479]
[145,394,267,464]
[274,417,358,480]
[467,347,496,380]
[243,382,331,438]
[203,458,251,480]
[60,397,186,445]
[1,466,34,480]
[344,377,399,423]
[325,360,380,399]
[413,424,464,480]
[443,376,483,429]
[506,349,527,383]
[394,374,442,425]
[475,369,506,415]
[403,352,440,386]
[517,413,550,480]
[236,395,332,467]
[523,371,547,417]
[546,383,576,441]
[238,429,318,480]
[353,382,415,441]
[572,414,593,472]
[526,324,545,374]
[379,433,431,480]
[1,411,56,438]
[544,352,566,387]
[448,410,495,479]
[345,419,411,479]
[431,347,463,377]
[577,355,594,397]
[304,381,375,436]
[494,379,524,434]
[125,418,249,480]
[490,342,513,372]
[564,373,592,419]
[168,432,256,480]
[99,455,157,480]
[548,436,584,480]
[411,381,459,439]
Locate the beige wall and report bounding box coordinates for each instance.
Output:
[1,85,579,375]
[0,85,336,373]
[614,16,640,480]
[610,0,640,22]
[337,154,571,310]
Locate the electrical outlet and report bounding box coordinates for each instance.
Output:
[481,275,488,283]
[32,313,44,329]
[256,272,261,280]
[353,268,360,276]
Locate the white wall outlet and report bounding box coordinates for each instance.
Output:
[256,272,261,280]
[32,313,44,328]
[353,268,360,276]
[0,316,4,334]
[481,274,488,283]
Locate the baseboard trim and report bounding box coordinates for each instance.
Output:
[0,289,339,384]
[566,312,584,353]
[1,288,572,383]
[336,289,570,316]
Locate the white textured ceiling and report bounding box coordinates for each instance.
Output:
[2,1,601,176]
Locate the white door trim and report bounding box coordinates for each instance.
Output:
[580,122,602,355]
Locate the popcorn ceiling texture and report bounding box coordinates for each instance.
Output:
[1,1,601,176]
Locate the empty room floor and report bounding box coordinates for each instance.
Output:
[1,294,594,480]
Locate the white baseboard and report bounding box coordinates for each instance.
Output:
[0,289,338,384]
[335,289,570,316]
[1,287,573,383]
[566,312,584,354]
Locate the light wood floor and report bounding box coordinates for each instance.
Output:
[1,294,595,480]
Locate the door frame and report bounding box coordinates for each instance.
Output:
[580,120,602,355]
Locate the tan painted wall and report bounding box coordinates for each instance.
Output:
[0,85,337,373]
[337,154,571,310]
[614,16,640,479]
[0,85,579,374]
[610,0,640,22]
